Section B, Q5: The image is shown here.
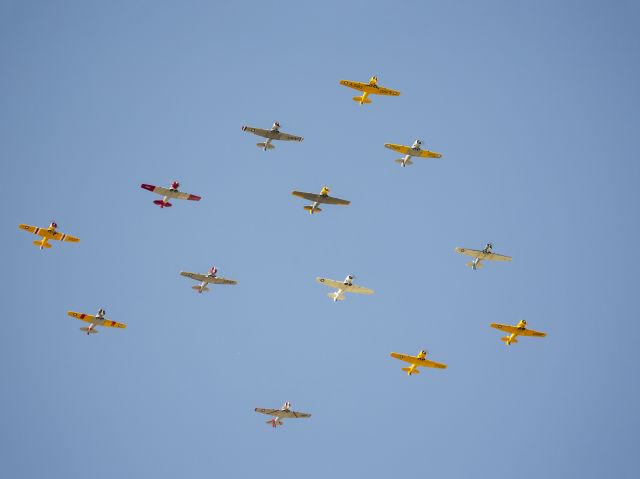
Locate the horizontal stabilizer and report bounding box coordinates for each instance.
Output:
[304,206,322,213]
[153,200,172,208]
[80,327,99,334]
[192,285,210,292]
[501,336,518,344]
[328,292,345,301]
[465,261,484,269]
[257,142,275,150]
[395,158,413,166]
[33,240,52,248]
[402,367,420,375]
[353,96,372,104]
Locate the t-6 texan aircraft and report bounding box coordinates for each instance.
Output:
[140,181,201,208]
[339,75,400,105]
[67,309,126,335]
[384,139,442,167]
[316,275,374,302]
[455,243,512,270]
[241,122,303,151]
[390,350,448,376]
[254,402,311,428]
[291,186,350,214]
[490,320,547,345]
[18,221,79,250]
[180,266,238,294]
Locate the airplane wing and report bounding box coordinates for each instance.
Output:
[384,144,412,154]
[18,225,80,242]
[390,353,447,368]
[373,86,400,96]
[490,323,521,334]
[455,248,511,262]
[140,184,201,201]
[67,311,95,324]
[241,126,271,138]
[101,319,127,329]
[274,131,303,142]
[339,80,367,91]
[292,191,350,205]
[518,328,547,337]
[316,277,345,289]
[180,271,207,282]
[416,149,442,159]
[347,284,374,295]
[255,408,279,416]
[421,359,447,369]
[207,277,238,285]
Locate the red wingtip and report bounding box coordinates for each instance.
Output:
[188,195,201,201]
[141,184,155,192]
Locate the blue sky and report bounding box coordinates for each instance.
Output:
[1,1,639,477]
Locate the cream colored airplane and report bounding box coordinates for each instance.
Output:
[490,320,547,345]
[455,243,512,270]
[241,122,303,151]
[384,139,442,167]
[390,350,447,376]
[316,274,374,302]
[19,221,80,250]
[67,309,126,335]
[255,402,311,428]
[180,266,238,293]
[339,76,400,105]
[291,186,350,214]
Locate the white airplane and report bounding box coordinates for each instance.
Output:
[384,139,442,167]
[254,402,311,428]
[140,181,201,208]
[316,275,374,302]
[241,122,303,151]
[180,266,238,293]
[455,243,512,270]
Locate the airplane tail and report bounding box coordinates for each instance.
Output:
[80,327,99,334]
[465,261,484,269]
[501,336,517,345]
[395,158,413,167]
[327,292,345,301]
[257,142,275,150]
[304,206,322,213]
[33,240,51,249]
[192,285,210,293]
[266,419,283,427]
[402,367,420,375]
[153,200,172,208]
[353,96,372,104]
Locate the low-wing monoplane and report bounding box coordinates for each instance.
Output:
[19,221,80,250]
[180,266,238,293]
[241,122,303,151]
[455,243,512,270]
[254,402,311,428]
[490,320,547,345]
[390,350,447,376]
[291,186,350,214]
[140,181,201,208]
[316,275,374,302]
[384,139,442,167]
[339,76,400,105]
[67,309,126,335]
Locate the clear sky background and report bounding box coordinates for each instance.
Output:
[1,1,639,477]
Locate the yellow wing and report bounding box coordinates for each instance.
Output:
[68,311,94,324]
[339,80,367,92]
[416,149,442,159]
[390,352,447,369]
[371,85,400,96]
[517,328,546,337]
[18,224,79,242]
[384,144,442,158]
[102,319,127,329]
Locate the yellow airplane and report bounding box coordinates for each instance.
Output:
[67,309,126,335]
[291,186,350,214]
[339,76,400,105]
[490,320,547,345]
[384,140,442,167]
[390,350,447,376]
[19,221,80,250]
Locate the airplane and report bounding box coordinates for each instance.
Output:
[67,309,126,335]
[180,266,238,293]
[254,402,311,428]
[140,181,201,208]
[316,275,374,302]
[455,243,512,270]
[490,320,547,345]
[384,139,442,167]
[241,122,303,151]
[339,76,400,105]
[291,186,350,214]
[390,350,447,376]
[18,221,80,250]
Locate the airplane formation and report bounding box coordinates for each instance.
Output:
[19,74,547,429]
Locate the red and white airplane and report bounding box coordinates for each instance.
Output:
[140,181,201,208]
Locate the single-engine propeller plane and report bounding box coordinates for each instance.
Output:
[316,275,374,302]
[291,186,350,214]
[180,266,238,293]
[384,139,442,167]
[67,309,126,335]
[140,181,201,208]
[339,76,400,105]
[241,122,303,151]
[19,221,80,250]
[455,243,512,270]
[254,402,311,428]
[390,350,448,376]
[490,320,547,345]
